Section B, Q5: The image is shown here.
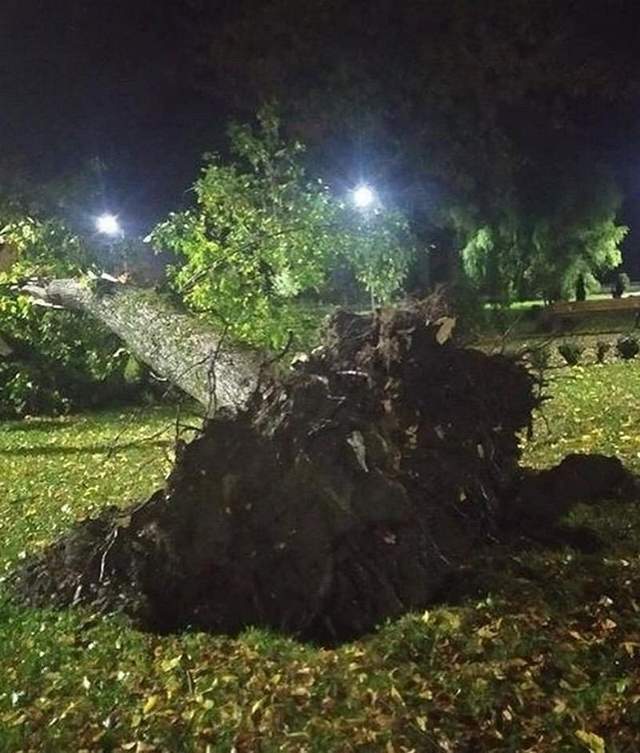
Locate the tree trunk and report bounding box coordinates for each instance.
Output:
[23,278,263,412]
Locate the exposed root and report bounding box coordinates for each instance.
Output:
[10,302,638,642]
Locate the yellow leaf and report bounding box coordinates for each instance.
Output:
[477,624,497,639]
[160,656,182,672]
[435,316,456,344]
[575,729,605,753]
[142,695,159,715]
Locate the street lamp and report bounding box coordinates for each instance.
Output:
[95,213,121,237]
[352,184,375,209]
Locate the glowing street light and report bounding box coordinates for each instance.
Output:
[95,213,121,237]
[352,184,375,209]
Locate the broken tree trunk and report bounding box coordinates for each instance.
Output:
[22,278,263,411]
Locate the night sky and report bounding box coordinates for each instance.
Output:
[2,1,222,231]
[4,0,640,271]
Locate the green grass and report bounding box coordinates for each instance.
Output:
[1,372,640,752]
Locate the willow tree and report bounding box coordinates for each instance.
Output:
[458,168,627,303]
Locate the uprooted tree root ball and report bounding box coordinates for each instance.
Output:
[11,303,639,643]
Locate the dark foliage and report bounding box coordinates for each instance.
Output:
[616,334,640,360]
[557,341,584,367]
[596,340,611,364]
[612,272,631,299]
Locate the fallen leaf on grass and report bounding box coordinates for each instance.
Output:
[142,695,159,714]
[575,729,605,753]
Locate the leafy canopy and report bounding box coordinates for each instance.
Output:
[151,107,414,349]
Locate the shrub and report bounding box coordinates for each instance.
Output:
[0,314,130,418]
[558,341,584,366]
[612,272,630,299]
[616,335,640,360]
[596,340,610,364]
[528,345,550,373]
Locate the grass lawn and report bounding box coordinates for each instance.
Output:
[1,367,640,752]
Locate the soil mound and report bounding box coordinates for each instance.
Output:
[12,302,636,642]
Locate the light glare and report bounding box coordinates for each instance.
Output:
[352,185,375,208]
[96,213,121,236]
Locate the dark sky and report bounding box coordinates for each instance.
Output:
[2,0,223,230]
[3,0,640,271]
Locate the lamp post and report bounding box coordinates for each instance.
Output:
[95,214,123,274]
[350,184,379,309]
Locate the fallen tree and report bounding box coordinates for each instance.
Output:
[22,277,263,411]
[12,294,638,642]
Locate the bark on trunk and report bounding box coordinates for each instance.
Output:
[23,278,263,412]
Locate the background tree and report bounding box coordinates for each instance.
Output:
[526,179,627,302]
[458,166,627,302]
